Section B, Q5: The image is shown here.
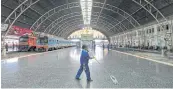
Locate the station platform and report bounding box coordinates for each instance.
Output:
[1,47,173,88]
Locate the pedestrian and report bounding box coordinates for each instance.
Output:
[5,43,8,51]
[108,44,109,50]
[75,45,93,81]
[103,43,105,49]
[12,42,15,50]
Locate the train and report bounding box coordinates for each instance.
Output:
[18,35,76,52]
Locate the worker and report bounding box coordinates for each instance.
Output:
[75,45,93,81]
[5,43,8,51]
[12,42,15,50]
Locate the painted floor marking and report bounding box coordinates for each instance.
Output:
[112,50,173,67]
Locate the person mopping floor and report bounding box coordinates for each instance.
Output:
[75,45,94,82]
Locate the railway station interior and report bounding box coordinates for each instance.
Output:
[1,0,173,88]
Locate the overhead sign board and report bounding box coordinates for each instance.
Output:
[81,34,93,41]
[1,23,9,31]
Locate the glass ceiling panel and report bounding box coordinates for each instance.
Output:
[80,0,93,25]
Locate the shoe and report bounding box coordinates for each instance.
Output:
[75,78,81,80]
[87,79,93,82]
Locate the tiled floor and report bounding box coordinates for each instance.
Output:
[1,47,173,88]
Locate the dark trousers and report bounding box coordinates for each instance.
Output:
[76,64,91,80]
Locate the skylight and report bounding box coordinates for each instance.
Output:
[80,0,93,25]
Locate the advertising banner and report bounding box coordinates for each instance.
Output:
[8,25,34,36]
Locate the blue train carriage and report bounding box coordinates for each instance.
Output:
[36,36,49,52]
[47,37,59,51]
[57,39,64,49]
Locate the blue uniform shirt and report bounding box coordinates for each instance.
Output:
[80,49,90,64]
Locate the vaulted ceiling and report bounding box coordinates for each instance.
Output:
[2,0,173,38]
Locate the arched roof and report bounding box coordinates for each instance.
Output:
[2,0,173,38]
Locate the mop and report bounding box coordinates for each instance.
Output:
[89,49,118,85]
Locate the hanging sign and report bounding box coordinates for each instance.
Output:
[1,23,9,31]
[81,34,93,41]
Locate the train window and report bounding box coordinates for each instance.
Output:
[149,29,151,33]
[166,24,169,30]
[161,25,164,31]
[146,30,148,34]
[152,28,154,33]
[19,37,28,42]
[157,26,160,32]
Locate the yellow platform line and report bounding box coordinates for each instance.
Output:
[112,50,173,67]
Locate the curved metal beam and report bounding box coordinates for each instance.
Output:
[55,17,116,36]
[52,18,83,35]
[48,15,82,34]
[44,12,82,33]
[30,1,141,35]
[93,2,140,30]
[132,0,171,46]
[95,0,107,23]
[55,19,83,35]
[93,12,128,32]
[132,0,168,23]
[45,12,115,34]
[60,24,82,37]
[45,11,128,35]
[52,15,117,36]
[91,24,114,35]
[65,27,111,40]
[60,21,114,38]
[30,2,81,31]
[111,0,154,31]
[92,12,127,32]
[61,24,112,38]
[57,18,112,36]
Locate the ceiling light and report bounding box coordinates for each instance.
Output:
[80,0,93,25]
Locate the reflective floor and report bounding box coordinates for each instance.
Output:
[1,47,173,88]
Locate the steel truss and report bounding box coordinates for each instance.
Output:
[59,23,83,37]
[61,23,112,38]
[30,2,141,36]
[54,18,83,35]
[49,15,82,34]
[132,0,171,47]
[44,12,128,36]
[55,17,115,36]
[95,0,107,23]
[93,2,140,30]
[47,13,119,35]
[53,14,115,36]
[56,18,113,37]
[44,12,82,33]
[92,12,128,33]
[3,0,40,40]
[30,2,81,31]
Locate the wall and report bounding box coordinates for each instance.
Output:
[110,16,173,49]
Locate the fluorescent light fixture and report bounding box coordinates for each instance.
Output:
[71,39,80,42]
[80,0,93,25]
[94,39,102,42]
